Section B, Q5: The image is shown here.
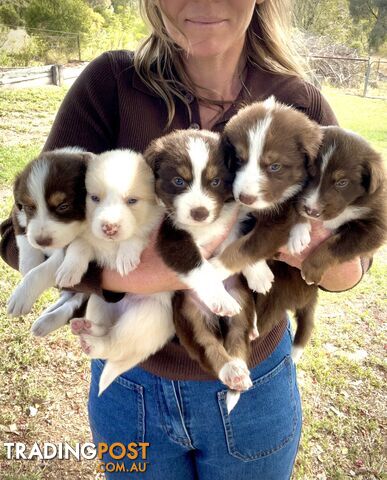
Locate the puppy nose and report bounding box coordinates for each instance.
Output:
[35,236,52,247]
[239,193,257,205]
[102,223,119,236]
[190,207,209,222]
[304,206,321,218]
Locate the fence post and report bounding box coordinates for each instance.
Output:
[77,34,81,62]
[52,64,63,86]
[363,57,371,97]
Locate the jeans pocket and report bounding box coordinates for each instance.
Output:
[217,356,298,461]
[88,360,145,444]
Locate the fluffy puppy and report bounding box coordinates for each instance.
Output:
[65,150,173,394]
[211,97,322,290]
[255,127,386,362]
[145,130,257,409]
[297,126,386,285]
[7,148,90,335]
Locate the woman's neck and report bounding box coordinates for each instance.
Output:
[184,40,246,102]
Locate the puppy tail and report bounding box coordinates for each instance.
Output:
[226,390,241,414]
[98,360,132,396]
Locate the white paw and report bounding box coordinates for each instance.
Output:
[56,264,84,288]
[291,345,304,363]
[249,326,259,341]
[219,358,252,391]
[7,284,36,317]
[198,286,241,317]
[244,262,274,294]
[116,249,141,276]
[287,222,311,255]
[78,332,111,359]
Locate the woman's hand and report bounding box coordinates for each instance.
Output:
[101,219,235,294]
[278,221,363,292]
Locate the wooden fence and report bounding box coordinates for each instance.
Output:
[0,63,88,88]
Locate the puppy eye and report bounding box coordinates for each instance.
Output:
[24,204,36,213]
[127,198,138,205]
[90,195,100,203]
[211,178,221,187]
[173,177,186,187]
[336,179,349,188]
[267,163,281,173]
[57,202,70,212]
[16,203,23,211]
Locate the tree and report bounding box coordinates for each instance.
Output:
[24,0,104,33]
[349,0,387,51]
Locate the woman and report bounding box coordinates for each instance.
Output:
[1,1,366,478]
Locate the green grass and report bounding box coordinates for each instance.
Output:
[0,85,385,480]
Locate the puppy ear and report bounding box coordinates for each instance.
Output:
[362,153,384,194]
[297,120,323,173]
[144,142,162,175]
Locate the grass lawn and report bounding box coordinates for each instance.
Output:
[0,85,386,480]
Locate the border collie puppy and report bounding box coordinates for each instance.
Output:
[63,150,174,394]
[144,130,257,409]
[211,97,322,289]
[296,126,386,301]
[256,127,385,363]
[7,148,90,336]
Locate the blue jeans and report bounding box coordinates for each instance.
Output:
[88,324,302,479]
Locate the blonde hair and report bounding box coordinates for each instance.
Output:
[134,0,305,127]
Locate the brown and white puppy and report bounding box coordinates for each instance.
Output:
[145,130,257,409]
[297,126,386,286]
[145,129,242,316]
[7,148,90,335]
[211,97,323,292]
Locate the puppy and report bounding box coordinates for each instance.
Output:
[256,127,386,362]
[211,96,322,290]
[145,130,257,410]
[7,148,90,335]
[64,150,174,394]
[297,126,386,286]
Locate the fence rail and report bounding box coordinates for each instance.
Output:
[0,63,88,87]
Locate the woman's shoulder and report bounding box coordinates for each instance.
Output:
[248,66,338,126]
[82,50,135,81]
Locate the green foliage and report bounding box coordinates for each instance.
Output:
[0,4,24,27]
[24,0,104,34]
[349,0,387,51]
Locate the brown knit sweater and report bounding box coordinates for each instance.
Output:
[1,50,339,380]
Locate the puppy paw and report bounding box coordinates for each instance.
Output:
[301,259,324,286]
[219,359,252,391]
[7,284,36,317]
[56,264,84,288]
[199,287,241,317]
[78,333,111,358]
[31,316,57,337]
[287,222,311,255]
[249,326,259,341]
[70,318,108,337]
[116,252,141,276]
[244,262,274,294]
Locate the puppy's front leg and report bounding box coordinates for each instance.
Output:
[115,236,147,276]
[56,238,94,288]
[287,220,312,255]
[16,234,46,276]
[8,249,64,317]
[158,218,241,317]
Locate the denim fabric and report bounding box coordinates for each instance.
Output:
[88,324,302,479]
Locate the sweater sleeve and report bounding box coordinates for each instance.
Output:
[44,52,118,152]
[303,82,339,127]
